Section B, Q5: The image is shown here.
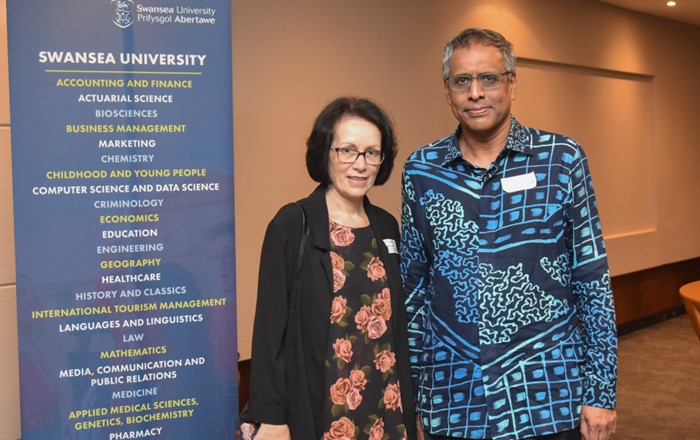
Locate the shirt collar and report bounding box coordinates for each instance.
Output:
[442,116,532,166]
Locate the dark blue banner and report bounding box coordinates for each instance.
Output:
[7,1,237,438]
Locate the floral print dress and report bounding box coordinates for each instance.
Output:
[322,219,406,440]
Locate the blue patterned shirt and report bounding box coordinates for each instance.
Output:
[400,117,617,440]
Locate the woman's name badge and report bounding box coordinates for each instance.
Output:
[383,239,398,254]
[501,171,537,193]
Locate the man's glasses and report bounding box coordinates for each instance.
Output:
[331,146,384,166]
[446,71,512,92]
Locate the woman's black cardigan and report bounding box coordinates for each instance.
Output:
[248,185,417,439]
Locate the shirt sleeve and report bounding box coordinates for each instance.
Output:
[566,145,618,409]
[400,164,429,393]
[248,205,298,424]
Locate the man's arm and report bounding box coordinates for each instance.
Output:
[400,165,429,392]
[567,145,618,411]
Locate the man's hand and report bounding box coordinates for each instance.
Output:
[580,405,616,440]
[255,423,291,440]
[417,414,425,440]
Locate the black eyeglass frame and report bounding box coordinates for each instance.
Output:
[330,146,385,166]
[445,71,512,91]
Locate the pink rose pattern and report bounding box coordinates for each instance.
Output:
[323,416,356,440]
[333,338,353,363]
[333,268,347,293]
[373,350,396,373]
[383,382,403,412]
[330,377,353,406]
[330,220,355,247]
[323,221,405,439]
[330,296,348,325]
[366,315,388,340]
[354,305,371,333]
[329,372,365,410]
[369,418,384,440]
[331,251,345,270]
[366,256,386,281]
[349,369,367,391]
[373,288,392,320]
[357,290,391,340]
[331,252,347,293]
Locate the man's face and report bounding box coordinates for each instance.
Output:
[445,43,516,139]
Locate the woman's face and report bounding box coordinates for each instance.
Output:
[327,116,382,203]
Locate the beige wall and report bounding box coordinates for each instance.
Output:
[0,0,21,436]
[1,0,699,435]
[233,0,700,357]
[231,0,700,359]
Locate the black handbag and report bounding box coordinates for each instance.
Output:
[239,203,308,440]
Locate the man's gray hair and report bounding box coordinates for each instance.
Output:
[442,28,516,81]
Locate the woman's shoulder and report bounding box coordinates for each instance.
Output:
[270,186,323,226]
[274,202,304,219]
[367,203,398,226]
[266,202,306,235]
[366,202,399,238]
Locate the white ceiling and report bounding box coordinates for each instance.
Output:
[597,0,700,27]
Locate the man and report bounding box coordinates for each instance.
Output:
[400,28,617,440]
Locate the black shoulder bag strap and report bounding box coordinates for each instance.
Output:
[284,203,308,364]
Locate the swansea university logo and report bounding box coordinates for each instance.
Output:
[112,0,134,28]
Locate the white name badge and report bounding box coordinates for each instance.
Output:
[501,171,537,193]
[383,239,398,254]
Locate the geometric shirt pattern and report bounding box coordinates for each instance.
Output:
[400,117,617,439]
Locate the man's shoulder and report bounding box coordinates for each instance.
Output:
[405,134,454,165]
[519,126,591,175]
[520,122,581,150]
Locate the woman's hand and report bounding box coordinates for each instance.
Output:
[254,423,291,440]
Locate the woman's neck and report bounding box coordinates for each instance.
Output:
[325,187,369,228]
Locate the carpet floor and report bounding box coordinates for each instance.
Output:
[615,315,700,439]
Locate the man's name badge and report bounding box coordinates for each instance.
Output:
[501,171,537,193]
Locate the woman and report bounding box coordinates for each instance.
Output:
[247,97,417,440]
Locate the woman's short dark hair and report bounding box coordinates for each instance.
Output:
[306,97,397,186]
